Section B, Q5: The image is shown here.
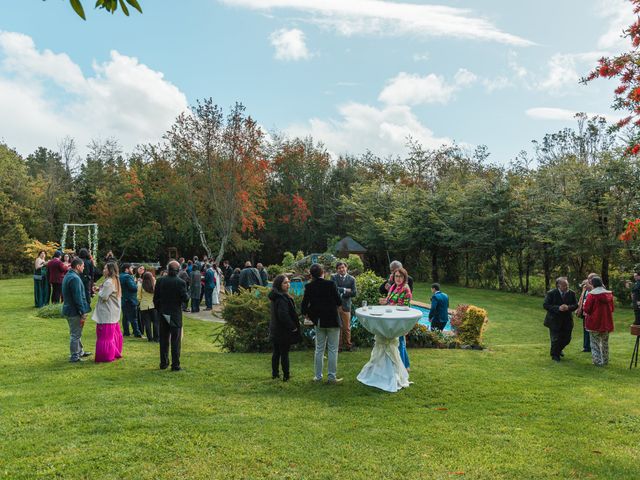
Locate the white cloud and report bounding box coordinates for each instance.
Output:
[454,68,477,87]
[596,0,634,52]
[412,52,429,62]
[221,0,534,46]
[0,31,188,156]
[378,68,476,106]
[287,102,451,158]
[536,51,605,94]
[379,73,454,106]
[525,107,622,123]
[482,76,512,92]
[269,28,311,61]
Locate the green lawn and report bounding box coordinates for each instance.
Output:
[1,277,639,479]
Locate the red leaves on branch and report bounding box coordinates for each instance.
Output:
[620,218,640,242]
[583,0,640,154]
[291,193,311,224]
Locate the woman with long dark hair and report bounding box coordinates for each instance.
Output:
[138,271,159,342]
[268,274,301,381]
[92,262,123,362]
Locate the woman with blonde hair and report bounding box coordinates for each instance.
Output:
[93,262,124,362]
[138,271,159,342]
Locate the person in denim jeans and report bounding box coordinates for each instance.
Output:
[62,258,92,362]
[301,264,343,384]
[119,263,142,337]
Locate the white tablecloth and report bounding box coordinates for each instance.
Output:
[355,306,422,393]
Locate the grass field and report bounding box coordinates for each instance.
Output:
[1,277,639,479]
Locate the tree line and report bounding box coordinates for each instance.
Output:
[1,100,639,296]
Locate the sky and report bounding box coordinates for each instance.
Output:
[0,0,634,163]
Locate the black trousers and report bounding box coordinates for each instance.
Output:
[549,322,573,358]
[159,319,182,369]
[272,340,291,378]
[191,297,200,313]
[141,308,159,342]
[634,310,640,325]
[431,318,447,331]
[50,283,62,304]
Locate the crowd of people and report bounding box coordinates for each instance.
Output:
[38,246,639,378]
[34,250,273,370]
[542,271,640,367]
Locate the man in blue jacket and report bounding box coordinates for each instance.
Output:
[203,264,216,310]
[428,283,449,331]
[120,263,142,337]
[62,258,92,362]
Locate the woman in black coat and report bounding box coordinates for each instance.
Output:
[268,274,301,381]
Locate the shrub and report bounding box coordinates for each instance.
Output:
[295,250,305,262]
[449,304,469,331]
[36,303,63,318]
[406,324,457,348]
[456,305,488,347]
[217,286,272,352]
[352,270,385,313]
[335,254,364,275]
[216,286,308,352]
[609,268,633,306]
[267,264,285,277]
[282,252,295,269]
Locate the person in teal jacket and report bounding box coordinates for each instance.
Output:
[428,283,449,331]
[62,258,92,362]
[119,263,141,337]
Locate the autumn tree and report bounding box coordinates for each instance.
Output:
[162,99,268,263]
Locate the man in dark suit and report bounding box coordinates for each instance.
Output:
[302,264,343,383]
[543,276,578,362]
[257,263,268,287]
[239,261,262,290]
[154,260,189,371]
[331,261,358,352]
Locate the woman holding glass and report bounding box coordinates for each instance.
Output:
[379,267,412,370]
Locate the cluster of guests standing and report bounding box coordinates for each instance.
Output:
[268,259,449,382]
[543,274,620,366]
[37,248,273,371]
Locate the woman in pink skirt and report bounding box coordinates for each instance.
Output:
[92,262,123,362]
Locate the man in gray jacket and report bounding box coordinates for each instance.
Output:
[331,261,357,352]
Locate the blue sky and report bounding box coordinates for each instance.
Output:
[0,0,633,163]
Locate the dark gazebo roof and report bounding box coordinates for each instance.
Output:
[334,236,367,254]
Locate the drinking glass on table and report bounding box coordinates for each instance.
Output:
[362,301,368,310]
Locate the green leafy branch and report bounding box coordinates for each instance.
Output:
[68,0,142,20]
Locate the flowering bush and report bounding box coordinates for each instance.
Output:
[456,306,489,347]
[449,304,469,331]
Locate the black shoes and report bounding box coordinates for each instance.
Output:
[171,366,182,372]
[552,356,561,362]
[160,364,169,370]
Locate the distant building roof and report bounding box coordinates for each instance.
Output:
[334,236,367,254]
